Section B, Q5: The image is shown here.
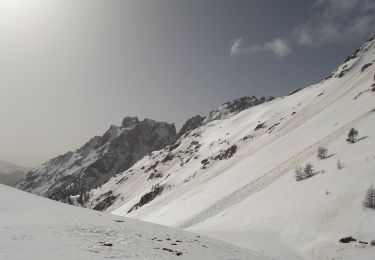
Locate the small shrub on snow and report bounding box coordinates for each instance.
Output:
[295,166,304,181]
[317,146,328,159]
[336,159,344,170]
[295,163,315,181]
[304,162,314,178]
[346,128,358,143]
[363,184,375,209]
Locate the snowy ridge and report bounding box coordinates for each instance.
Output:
[87,36,375,259]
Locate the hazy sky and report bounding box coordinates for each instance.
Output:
[1,0,374,167]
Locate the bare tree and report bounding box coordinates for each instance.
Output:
[304,162,314,178]
[77,191,84,205]
[317,146,328,159]
[295,163,315,181]
[346,128,358,143]
[83,192,90,203]
[295,166,304,181]
[363,184,375,209]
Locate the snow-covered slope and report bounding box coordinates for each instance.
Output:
[0,184,267,260]
[0,160,30,186]
[87,36,375,259]
[15,117,177,204]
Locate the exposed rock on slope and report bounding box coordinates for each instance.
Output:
[16,117,177,204]
[177,115,205,139]
[205,96,274,122]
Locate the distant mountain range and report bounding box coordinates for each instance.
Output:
[0,160,30,186]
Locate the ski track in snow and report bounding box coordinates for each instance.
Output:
[181,67,373,201]
[180,67,374,229]
[180,108,374,229]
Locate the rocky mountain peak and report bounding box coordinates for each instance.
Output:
[122,116,140,128]
[16,116,177,204]
[205,95,274,122]
[177,115,206,139]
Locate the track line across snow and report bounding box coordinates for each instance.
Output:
[180,110,373,229]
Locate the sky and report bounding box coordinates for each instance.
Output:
[0,0,374,167]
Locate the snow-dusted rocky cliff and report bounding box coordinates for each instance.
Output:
[16,117,177,204]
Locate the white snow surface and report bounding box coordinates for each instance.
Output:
[88,37,375,259]
[0,184,268,260]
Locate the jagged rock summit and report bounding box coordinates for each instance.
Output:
[16,117,177,203]
[204,96,274,122]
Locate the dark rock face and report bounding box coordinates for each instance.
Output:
[122,116,139,128]
[206,96,274,122]
[225,96,274,114]
[344,35,374,63]
[344,48,361,63]
[213,145,237,160]
[15,117,177,204]
[339,237,356,243]
[254,122,266,131]
[361,63,373,72]
[93,193,119,211]
[200,145,237,169]
[127,184,165,213]
[177,115,205,139]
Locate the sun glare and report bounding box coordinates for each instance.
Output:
[0,0,49,21]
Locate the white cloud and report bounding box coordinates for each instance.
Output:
[230,38,291,58]
[264,38,292,58]
[231,0,375,58]
[230,38,243,56]
[295,0,375,47]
